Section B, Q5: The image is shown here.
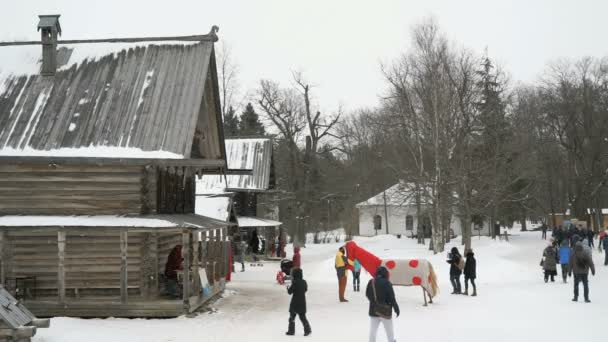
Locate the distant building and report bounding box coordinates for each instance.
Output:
[196,138,281,256]
[356,182,490,237]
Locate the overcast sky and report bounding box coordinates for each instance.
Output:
[2,0,607,113]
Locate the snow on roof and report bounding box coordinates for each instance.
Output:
[0,146,183,158]
[0,215,177,227]
[356,182,423,207]
[195,194,232,222]
[0,41,219,159]
[198,138,273,192]
[236,216,282,227]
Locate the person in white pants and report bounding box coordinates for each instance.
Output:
[366,266,400,342]
[369,316,395,342]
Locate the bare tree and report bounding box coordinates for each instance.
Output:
[217,42,240,120]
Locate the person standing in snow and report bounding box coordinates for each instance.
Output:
[352,259,362,292]
[558,240,571,283]
[602,229,608,266]
[366,266,399,342]
[541,224,548,240]
[569,244,595,302]
[463,248,477,296]
[447,247,463,294]
[335,247,351,302]
[598,229,606,253]
[249,229,260,263]
[586,228,595,249]
[285,268,311,336]
[541,242,558,282]
[292,246,301,269]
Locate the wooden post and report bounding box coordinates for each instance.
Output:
[57,230,66,304]
[141,233,158,298]
[0,231,5,285]
[182,231,191,312]
[192,232,201,298]
[120,230,128,304]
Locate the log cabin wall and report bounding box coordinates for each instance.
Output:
[3,230,145,300]
[156,167,195,214]
[0,164,156,215]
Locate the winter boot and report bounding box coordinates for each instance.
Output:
[471,289,477,297]
[572,297,578,302]
[286,322,295,336]
[303,321,312,336]
[463,289,468,296]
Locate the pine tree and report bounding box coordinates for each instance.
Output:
[239,103,266,136]
[223,106,240,137]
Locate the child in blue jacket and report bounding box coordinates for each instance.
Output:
[559,240,571,283]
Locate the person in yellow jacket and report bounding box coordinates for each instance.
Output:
[335,247,353,302]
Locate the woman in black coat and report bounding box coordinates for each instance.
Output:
[464,249,477,296]
[286,268,311,336]
[365,266,400,342]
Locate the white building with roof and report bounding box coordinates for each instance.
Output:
[356,182,490,237]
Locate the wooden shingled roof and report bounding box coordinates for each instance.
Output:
[0,34,225,160]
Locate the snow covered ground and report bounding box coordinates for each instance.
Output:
[34,231,607,342]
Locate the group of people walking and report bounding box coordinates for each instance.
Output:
[541,225,605,303]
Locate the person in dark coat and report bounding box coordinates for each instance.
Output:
[366,266,400,342]
[541,224,548,239]
[447,247,463,294]
[542,242,558,282]
[569,244,595,302]
[285,268,311,336]
[164,245,183,298]
[463,248,477,296]
[249,229,260,262]
[587,228,595,248]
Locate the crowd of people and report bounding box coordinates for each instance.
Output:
[540,223,607,303]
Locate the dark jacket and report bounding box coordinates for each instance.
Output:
[365,266,400,318]
[287,268,307,314]
[250,230,260,254]
[542,246,558,271]
[447,247,462,276]
[569,244,595,276]
[464,252,476,279]
[164,245,183,280]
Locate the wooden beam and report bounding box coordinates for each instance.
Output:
[0,231,5,285]
[120,230,128,304]
[0,156,226,169]
[140,233,158,299]
[182,232,191,313]
[192,234,201,298]
[0,32,219,47]
[57,230,66,304]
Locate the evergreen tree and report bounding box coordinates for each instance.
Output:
[239,103,266,136]
[223,106,240,137]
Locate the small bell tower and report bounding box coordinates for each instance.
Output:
[37,14,62,76]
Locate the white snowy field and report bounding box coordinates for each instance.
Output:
[34,231,607,342]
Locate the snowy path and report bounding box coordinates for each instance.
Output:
[34,232,607,342]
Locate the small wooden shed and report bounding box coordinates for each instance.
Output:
[0,16,231,317]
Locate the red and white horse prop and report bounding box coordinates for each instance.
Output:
[345,241,439,305]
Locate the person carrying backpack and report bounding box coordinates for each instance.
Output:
[366,266,399,342]
[447,247,463,294]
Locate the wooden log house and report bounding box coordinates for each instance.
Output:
[0,15,232,317]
